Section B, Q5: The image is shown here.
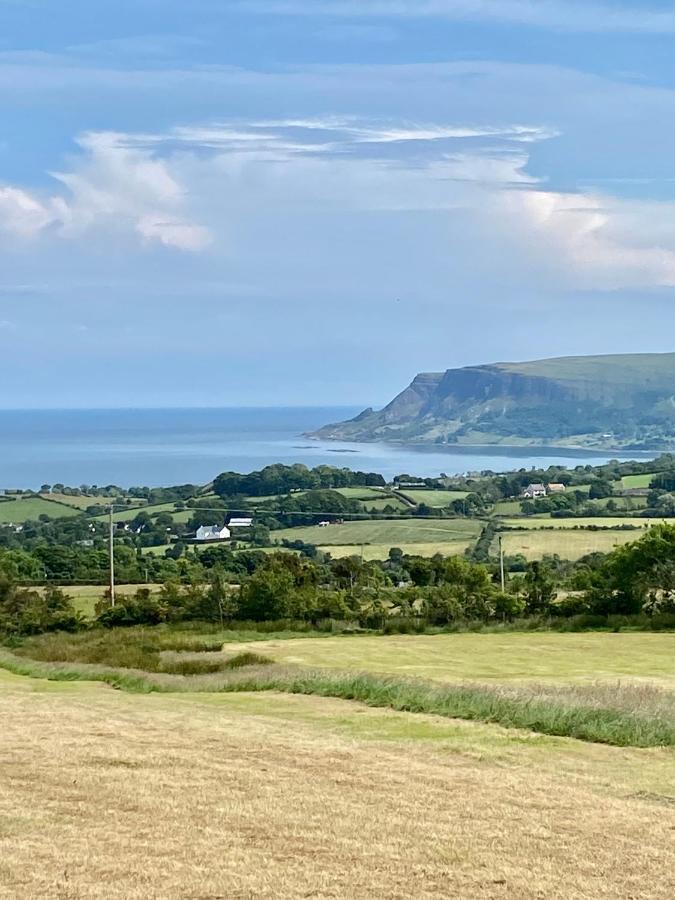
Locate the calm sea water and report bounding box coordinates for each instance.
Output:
[0,407,648,489]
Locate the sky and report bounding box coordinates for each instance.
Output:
[1,1,675,408]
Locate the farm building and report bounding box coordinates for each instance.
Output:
[228,517,253,528]
[196,524,231,542]
[522,483,547,499]
[547,483,566,493]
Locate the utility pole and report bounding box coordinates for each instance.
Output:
[109,505,116,607]
[499,535,505,593]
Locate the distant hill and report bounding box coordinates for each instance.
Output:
[311,353,675,450]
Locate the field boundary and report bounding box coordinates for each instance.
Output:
[0,649,671,748]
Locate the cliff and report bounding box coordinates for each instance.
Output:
[311,353,675,449]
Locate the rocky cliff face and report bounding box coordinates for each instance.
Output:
[311,353,675,448]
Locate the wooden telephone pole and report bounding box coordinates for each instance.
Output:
[109,505,116,607]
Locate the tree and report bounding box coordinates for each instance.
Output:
[522,561,556,614]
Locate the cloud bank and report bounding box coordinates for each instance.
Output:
[1,114,675,288]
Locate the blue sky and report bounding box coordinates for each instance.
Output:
[1,0,675,408]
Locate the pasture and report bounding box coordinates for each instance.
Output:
[273,518,482,553]
[59,584,161,618]
[0,496,79,523]
[233,632,675,687]
[91,502,181,523]
[621,473,655,489]
[360,496,409,512]
[42,493,145,511]
[499,516,656,529]
[396,489,470,507]
[318,539,477,560]
[497,529,640,560]
[1,662,673,898]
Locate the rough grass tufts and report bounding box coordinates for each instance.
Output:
[1,648,672,748]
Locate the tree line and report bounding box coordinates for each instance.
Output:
[3,524,675,637]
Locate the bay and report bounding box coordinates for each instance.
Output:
[0,407,650,489]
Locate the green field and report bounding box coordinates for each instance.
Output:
[360,496,409,512]
[2,661,673,898]
[334,486,389,500]
[0,496,79,523]
[587,495,649,511]
[236,631,675,686]
[492,500,523,515]
[497,529,640,561]
[621,473,655,489]
[500,516,657,529]
[42,493,145,511]
[56,584,161,618]
[91,502,180,523]
[396,489,470,507]
[274,518,482,552]
[318,539,475,560]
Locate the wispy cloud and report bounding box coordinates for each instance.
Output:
[240,0,675,34]
[2,114,675,289]
[119,116,556,162]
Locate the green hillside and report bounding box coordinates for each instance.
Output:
[312,352,675,450]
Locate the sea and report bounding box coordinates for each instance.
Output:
[0,407,652,490]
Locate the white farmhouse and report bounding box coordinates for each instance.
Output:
[195,524,231,542]
[522,483,547,500]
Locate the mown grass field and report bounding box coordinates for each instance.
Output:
[0,496,79,523]
[492,499,523,515]
[497,529,641,560]
[396,489,470,507]
[41,493,146,511]
[91,501,180,523]
[233,632,675,687]
[621,473,655,489]
[318,539,476,560]
[274,518,483,553]
[1,663,673,898]
[360,496,410,512]
[500,516,656,529]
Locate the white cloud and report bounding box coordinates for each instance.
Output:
[240,1,675,34]
[0,132,210,251]
[498,188,675,288]
[0,187,54,237]
[2,114,675,287]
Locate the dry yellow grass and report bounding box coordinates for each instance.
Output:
[1,669,674,899]
[498,529,640,560]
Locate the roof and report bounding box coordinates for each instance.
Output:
[228,517,253,527]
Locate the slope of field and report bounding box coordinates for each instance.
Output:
[41,494,146,511]
[0,496,79,523]
[361,496,410,512]
[1,667,673,898]
[396,489,470,507]
[234,632,675,686]
[621,473,655,489]
[318,540,474,560]
[273,518,482,551]
[91,502,178,523]
[498,530,640,560]
[500,517,656,529]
